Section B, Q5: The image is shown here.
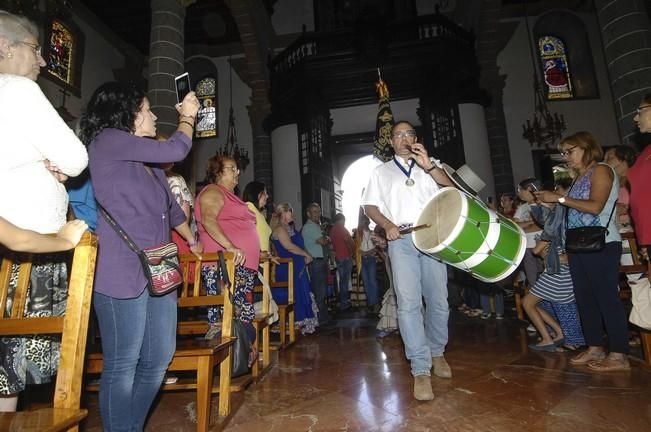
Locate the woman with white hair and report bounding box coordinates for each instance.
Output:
[0,10,88,411]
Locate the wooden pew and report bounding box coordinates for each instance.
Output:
[251,259,273,379]
[269,258,296,350]
[0,232,98,432]
[85,252,238,432]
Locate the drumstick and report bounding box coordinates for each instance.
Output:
[399,223,431,234]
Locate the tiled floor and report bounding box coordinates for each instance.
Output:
[81,312,651,431]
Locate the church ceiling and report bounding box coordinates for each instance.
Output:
[78,0,276,55]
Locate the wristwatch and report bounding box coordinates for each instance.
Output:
[558,196,566,204]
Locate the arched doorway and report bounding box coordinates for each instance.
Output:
[341,155,382,232]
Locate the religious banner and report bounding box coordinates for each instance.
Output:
[195,77,217,138]
[373,72,395,162]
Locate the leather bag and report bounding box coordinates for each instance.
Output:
[217,252,251,377]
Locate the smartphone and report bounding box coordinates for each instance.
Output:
[175,72,191,104]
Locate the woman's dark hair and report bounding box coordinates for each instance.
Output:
[205,155,236,184]
[78,82,146,146]
[242,181,266,206]
[612,145,638,168]
[642,93,651,106]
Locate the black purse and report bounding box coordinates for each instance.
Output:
[217,252,250,377]
[564,186,617,254]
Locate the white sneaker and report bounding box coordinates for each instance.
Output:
[526,324,536,333]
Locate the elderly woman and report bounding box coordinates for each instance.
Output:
[604,145,637,232]
[0,10,88,412]
[270,203,319,334]
[195,156,260,359]
[535,131,627,371]
[82,82,200,431]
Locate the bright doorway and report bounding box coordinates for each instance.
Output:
[341,155,383,232]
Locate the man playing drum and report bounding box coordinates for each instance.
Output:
[362,120,454,401]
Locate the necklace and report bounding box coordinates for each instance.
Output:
[393,157,416,187]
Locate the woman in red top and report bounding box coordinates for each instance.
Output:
[195,156,260,355]
[631,96,651,252]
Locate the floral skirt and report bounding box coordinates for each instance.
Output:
[202,264,256,325]
[0,256,67,395]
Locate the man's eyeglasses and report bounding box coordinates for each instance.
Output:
[222,166,240,173]
[392,130,417,139]
[560,145,578,157]
[637,105,651,115]
[17,41,41,57]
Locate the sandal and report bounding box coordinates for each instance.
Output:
[588,355,631,372]
[570,350,606,365]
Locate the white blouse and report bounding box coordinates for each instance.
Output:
[0,74,88,233]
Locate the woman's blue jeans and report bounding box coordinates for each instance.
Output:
[361,255,380,306]
[93,289,177,432]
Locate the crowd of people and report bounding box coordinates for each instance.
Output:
[3,7,651,429]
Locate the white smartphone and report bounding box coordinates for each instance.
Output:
[174,72,191,104]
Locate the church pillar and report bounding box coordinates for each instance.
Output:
[477,0,516,196]
[594,0,651,146]
[248,99,273,190]
[147,0,192,136]
[458,103,496,200]
[271,124,302,224]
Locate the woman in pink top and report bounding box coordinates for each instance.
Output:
[195,156,260,353]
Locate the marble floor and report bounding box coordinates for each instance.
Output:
[80,311,651,431]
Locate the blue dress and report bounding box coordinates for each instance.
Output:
[272,226,318,334]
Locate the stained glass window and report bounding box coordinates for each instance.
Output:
[195,78,217,138]
[539,35,573,100]
[47,20,75,85]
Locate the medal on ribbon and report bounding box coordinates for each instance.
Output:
[394,157,416,186]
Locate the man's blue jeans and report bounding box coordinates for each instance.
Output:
[336,258,352,308]
[309,258,330,323]
[361,255,380,306]
[93,289,177,432]
[388,236,449,376]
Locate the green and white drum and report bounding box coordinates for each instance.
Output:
[412,187,526,283]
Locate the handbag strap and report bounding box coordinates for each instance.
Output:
[98,167,172,254]
[98,204,141,255]
[564,168,618,230]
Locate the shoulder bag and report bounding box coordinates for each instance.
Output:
[564,175,617,254]
[100,205,183,296]
[217,251,251,377]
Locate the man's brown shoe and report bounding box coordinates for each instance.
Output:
[570,350,606,365]
[432,356,452,378]
[413,375,434,401]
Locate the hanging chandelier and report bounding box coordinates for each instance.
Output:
[217,106,250,171]
[522,75,567,149]
[520,2,567,151]
[216,56,250,171]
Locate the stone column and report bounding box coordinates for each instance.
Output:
[595,0,651,146]
[248,101,273,190]
[477,0,515,196]
[148,0,192,137]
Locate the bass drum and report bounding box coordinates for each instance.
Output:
[412,187,526,283]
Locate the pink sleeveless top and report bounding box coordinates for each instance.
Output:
[195,184,260,271]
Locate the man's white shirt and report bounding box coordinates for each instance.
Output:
[361,157,441,226]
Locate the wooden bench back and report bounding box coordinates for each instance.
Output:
[0,232,98,410]
[270,257,294,304]
[177,252,236,339]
